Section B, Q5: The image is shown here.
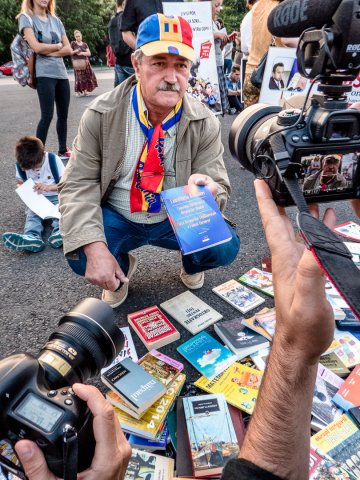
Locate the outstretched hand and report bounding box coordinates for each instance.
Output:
[254,179,335,363]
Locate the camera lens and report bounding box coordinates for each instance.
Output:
[37,298,124,387]
[229,104,281,172]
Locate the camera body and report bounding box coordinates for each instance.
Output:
[0,353,94,477]
[231,99,360,207]
[0,298,124,478]
[229,0,360,207]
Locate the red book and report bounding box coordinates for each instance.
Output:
[127,306,180,350]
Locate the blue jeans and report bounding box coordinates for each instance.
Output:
[224,59,232,75]
[114,65,135,87]
[68,205,240,277]
[24,195,60,239]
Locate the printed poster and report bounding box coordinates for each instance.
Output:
[259,47,313,106]
[163,2,222,114]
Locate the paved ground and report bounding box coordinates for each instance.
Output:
[0,68,355,389]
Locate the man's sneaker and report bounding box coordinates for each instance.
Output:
[58,148,72,161]
[101,254,138,308]
[180,267,205,289]
[48,231,63,248]
[2,233,45,253]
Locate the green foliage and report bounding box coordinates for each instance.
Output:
[221,0,247,33]
[0,0,113,64]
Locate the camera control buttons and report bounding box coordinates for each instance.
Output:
[36,438,48,447]
[48,390,57,397]
[291,135,300,143]
[61,389,68,396]
[64,398,73,406]
[302,135,310,142]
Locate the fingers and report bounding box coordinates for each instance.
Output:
[351,199,360,218]
[73,384,131,480]
[15,440,57,480]
[254,179,293,252]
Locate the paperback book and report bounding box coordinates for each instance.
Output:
[250,346,271,371]
[319,352,350,378]
[177,331,237,380]
[212,279,265,314]
[333,221,360,242]
[255,308,276,338]
[101,357,166,417]
[214,317,269,359]
[182,394,240,478]
[127,305,180,350]
[333,364,360,411]
[137,349,183,387]
[101,326,138,376]
[333,331,360,368]
[312,364,344,426]
[160,185,232,255]
[309,447,356,479]
[195,362,263,414]
[241,308,272,341]
[124,448,174,480]
[311,414,360,477]
[126,428,168,452]
[160,290,223,335]
[238,267,274,297]
[112,373,186,440]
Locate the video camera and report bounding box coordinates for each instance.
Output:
[229,0,360,207]
[0,298,124,479]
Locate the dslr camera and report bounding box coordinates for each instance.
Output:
[0,298,124,479]
[230,0,360,206]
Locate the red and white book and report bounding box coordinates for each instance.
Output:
[128,306,180,350]
[334,221,360,242]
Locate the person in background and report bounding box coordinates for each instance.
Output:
[71,30,98,97]
[120,0,163,50]
[303,155,347,192]
[59,13,240,308]
[268,62,284,90]
[226,64,243,113]
[3,136,64,252]
[108,0,134,87]
[242,0,284,108]
[17,0,73,161]
[240,0,258,59]
[212,0,237,114]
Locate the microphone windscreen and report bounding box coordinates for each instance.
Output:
[267,0,342,37]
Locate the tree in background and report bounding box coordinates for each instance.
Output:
[221,0,246,34]
[0,0,113,65]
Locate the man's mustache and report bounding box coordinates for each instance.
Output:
[158,82,181,92]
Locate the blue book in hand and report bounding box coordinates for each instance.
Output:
[160,185,232,255]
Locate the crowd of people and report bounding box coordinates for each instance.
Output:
[2,0,360,479]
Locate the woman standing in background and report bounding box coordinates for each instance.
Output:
[71,30,98,97]
[17,0,73,160]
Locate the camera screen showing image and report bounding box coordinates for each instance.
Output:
[299,152,359,197]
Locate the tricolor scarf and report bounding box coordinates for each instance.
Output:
[130,83,183,213]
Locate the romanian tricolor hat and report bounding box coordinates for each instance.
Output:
[136,14,194,62]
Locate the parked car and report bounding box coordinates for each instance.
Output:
[0,62,14,76]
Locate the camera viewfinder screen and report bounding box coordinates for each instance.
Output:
[15,393,64,432]
[299,152,359,196]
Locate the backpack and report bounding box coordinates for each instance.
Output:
[11,13,36,89]
[16,153,60,184]
[108,11,132,58]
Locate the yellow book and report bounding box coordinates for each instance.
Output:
[195,362,263,414]
[114,373,186,439]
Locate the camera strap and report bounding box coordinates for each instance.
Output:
[63,426,78,480]
[270,134,360,320]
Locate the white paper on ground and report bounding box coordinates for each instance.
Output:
[16,179,60,219]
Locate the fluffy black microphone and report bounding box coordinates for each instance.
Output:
[267,0,342,37]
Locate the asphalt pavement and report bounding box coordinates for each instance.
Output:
[0,68,355,389]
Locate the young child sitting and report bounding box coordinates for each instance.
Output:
[3,136,65,253]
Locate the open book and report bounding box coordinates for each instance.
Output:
[16,179,60,219]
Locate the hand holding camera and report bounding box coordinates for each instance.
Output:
[15,383,131,480]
